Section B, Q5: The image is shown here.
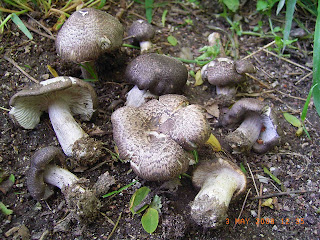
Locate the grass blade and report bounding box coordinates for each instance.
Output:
[11,13,33,40]
[312,2,320,117]
[145,0,153,23]
[282,0,297,52]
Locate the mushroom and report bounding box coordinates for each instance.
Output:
[111,94,211,181]
[125,53,188,107]
[9,76,102,165]
[222,98,281,153]
[56,8,124,79]
[201,58,256,96]
[190,153,247,228]
[27,146,101,222]
[127,19,155,53]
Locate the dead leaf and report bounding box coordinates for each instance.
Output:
[205,133,221,152]
[194,70,203,86]
[261,198,274,209]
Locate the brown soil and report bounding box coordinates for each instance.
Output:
[0,1,319,239]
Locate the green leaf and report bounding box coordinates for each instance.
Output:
[256,0,268,11]
[312,2,320,117]
[103,180,138,198]
[141,207,159,234]
[240,163,247,174]
[301,83,318,122]
[282,0,297,52]
[263,167,282,185]
[222,0,239,12]
[145,0,153,23]
[283,112,301,127]
[167,35,178,46]
[11,13,33,40]
[129,186,151,214]
[162,9,168,27]
[0,202,13,215]
[9,174,15,183]
[276,0,285,15]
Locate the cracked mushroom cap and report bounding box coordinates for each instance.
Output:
[125,53,188,95]
[191,153,247,228]
[27,146,65,200]
[111,94,211,181]
[205,58,256,86]
[127,19,155,44]
[9,76,97,129]
[56,8,124,63]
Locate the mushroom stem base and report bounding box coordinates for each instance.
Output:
[191,169,238,228]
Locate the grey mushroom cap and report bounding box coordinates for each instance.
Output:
[125,53,188,96]
[206,58,256,86]
[56,8,124,63]
[191,153,247,228]
[9,76,98,129]
[128,19,155,44]
[111,94,211,181]
[27,146,65,200]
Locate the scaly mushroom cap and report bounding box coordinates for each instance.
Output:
[111,94,211,181]
[56,8,124,63]
[125,53,188,95]
[9,76,97,129]
[191,153,247,228]
[128,19,155,44]
[206,58,256,86]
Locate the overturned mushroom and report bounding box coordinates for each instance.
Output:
[191,153,246,228]
[125,53,188,107]
[56,8,124,79]
[112,94,211,181]
[127,19,155,53]
[9,77,102,165]
[27,146,101,222]
[222,98,281,153]
[201,58,256,96]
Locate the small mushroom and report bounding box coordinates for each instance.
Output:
[27,146,101,222]
[125,53,188,107]
[191,153,247,228]
[112,94,211,181]
[222,98,281,153]
[127,19,155,53]
[201,58,256,96]
[9,76,102,165]
[56,8,124,79]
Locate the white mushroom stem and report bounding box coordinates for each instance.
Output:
[226,114,262,151]
[48,99,88,157]
[43,165,81,190]
[126,85,157,107]
[140,40,152,53]
[216,85,237,96]
[191,168,239,226]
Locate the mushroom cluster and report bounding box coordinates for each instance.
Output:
[9,76,103,166]
[112,94,211,181]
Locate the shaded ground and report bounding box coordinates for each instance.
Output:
[0,1,319,239]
